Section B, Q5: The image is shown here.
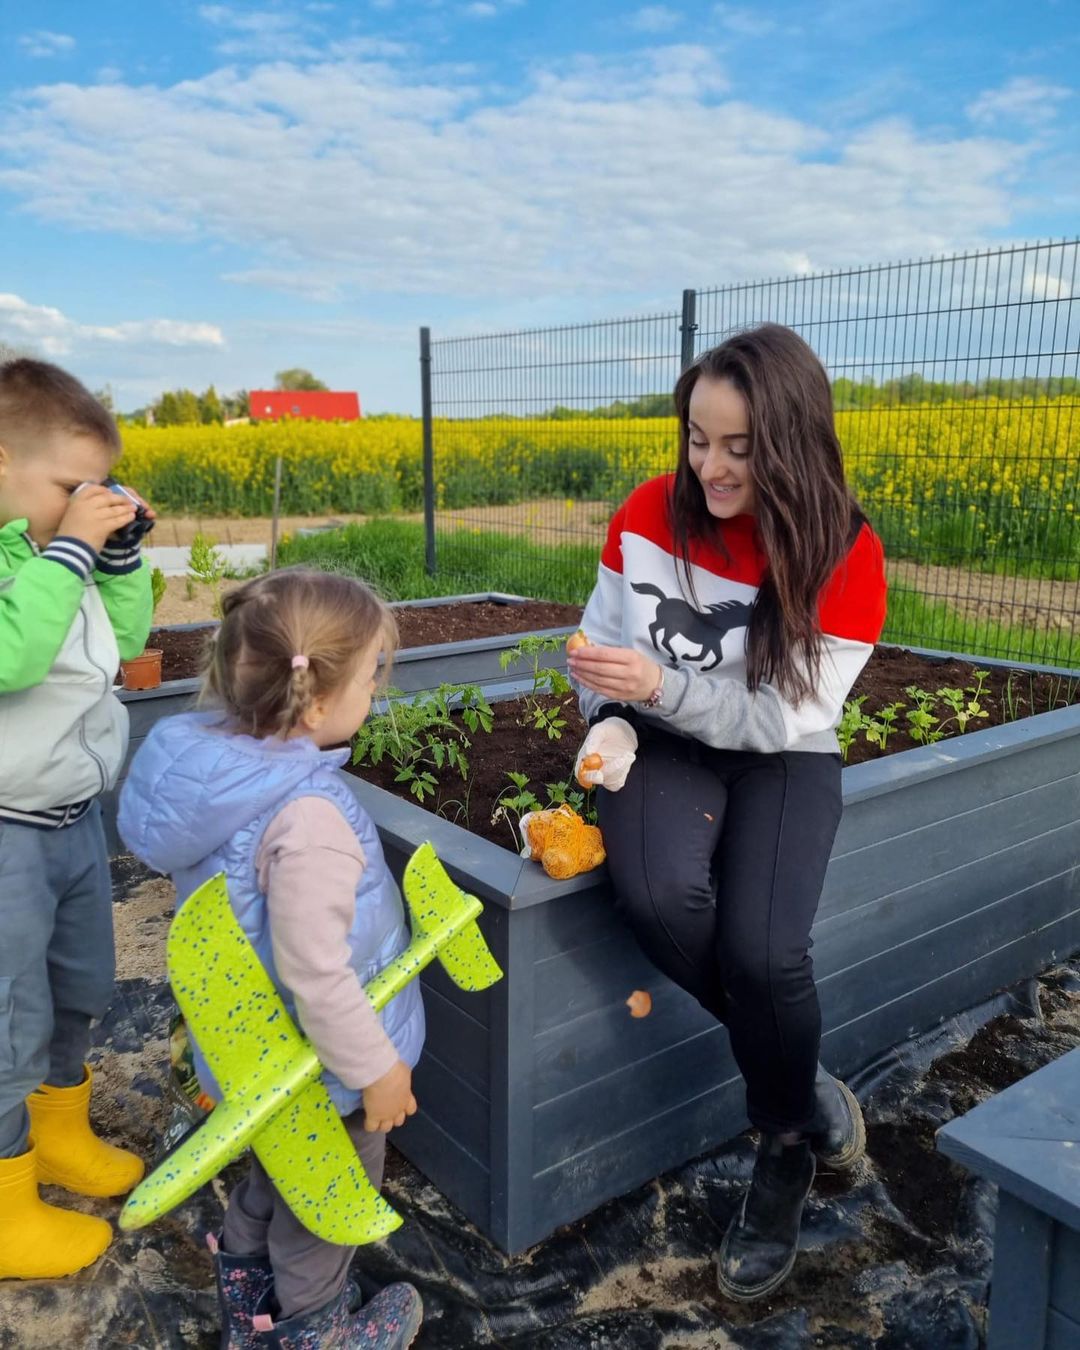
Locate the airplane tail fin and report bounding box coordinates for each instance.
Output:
[364,843,502,1011]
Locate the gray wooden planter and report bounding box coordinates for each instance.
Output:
[349,694,1080,1253]
[103,640,1080,1253]
[938,1047,1080,1348]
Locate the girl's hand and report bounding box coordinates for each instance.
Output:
[362,1059,418,1133]
[567,644,662,704]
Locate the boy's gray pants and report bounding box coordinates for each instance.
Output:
[223,1109,387,1321]
[0,804,115,1157]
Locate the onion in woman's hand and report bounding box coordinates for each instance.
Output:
[576,752,603,788]
[566,629,592,654]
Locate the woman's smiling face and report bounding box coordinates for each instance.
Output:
[686,375,756,520]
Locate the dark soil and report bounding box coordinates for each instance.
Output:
[350,644,1080,848]
[353,697,590,849]
[146,625,217,682]
[840,644,1080,766]
[145,599,583,683]
[392,598,582,647]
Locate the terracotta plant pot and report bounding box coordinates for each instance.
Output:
[121,648,163,691]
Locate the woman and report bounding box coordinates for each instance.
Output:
[567,323,887,1301]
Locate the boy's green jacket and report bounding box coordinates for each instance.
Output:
[0,518,153,814]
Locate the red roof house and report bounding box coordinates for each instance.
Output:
[249,390,361,422]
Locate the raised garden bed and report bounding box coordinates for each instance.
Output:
[938,1046,1080,1349]
[102,624,1080,1255]
[338,649,1080,1253]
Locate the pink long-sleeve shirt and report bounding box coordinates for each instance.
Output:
[254,795,399,1090]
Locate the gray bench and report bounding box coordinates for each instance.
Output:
[938,1046,1080,1349]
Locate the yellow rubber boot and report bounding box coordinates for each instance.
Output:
[28,1065,145,1197]
[0,1145,112,1279]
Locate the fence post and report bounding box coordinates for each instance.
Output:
[419,326,436,576]
[680,288,698,371]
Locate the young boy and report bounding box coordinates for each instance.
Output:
[0,359,154,1279]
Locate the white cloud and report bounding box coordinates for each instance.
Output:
[630,5,681,31]
[0,294,224,358]
[462,0,524,15]
[1025,270,1071,302]
[967,76,1071,129]
[17,30,75,59]
[712,5,779,37]
[0,49,1031,305]
[198,5,320,58]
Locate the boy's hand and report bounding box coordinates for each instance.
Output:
[362,1059,417,1133]
[59,484,137,553]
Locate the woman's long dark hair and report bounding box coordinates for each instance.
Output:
[670,323,861,706]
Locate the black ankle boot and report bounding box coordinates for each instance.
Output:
[715,1135,815,1302]
[807,1063,866,1170]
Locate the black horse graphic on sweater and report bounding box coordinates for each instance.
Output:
[631,583,754,671]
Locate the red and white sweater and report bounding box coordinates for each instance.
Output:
[576,475,888,754]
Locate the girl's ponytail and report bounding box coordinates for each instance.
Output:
[202,568,396,737]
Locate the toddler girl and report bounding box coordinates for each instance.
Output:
[119,568,424,1349]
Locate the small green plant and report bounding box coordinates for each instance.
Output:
[499,634,574,740]
[352,683,493,805]
[837,696,867,762]
[491,769,598,850]
[543,776,592,819]
[490,770,543,851]
[150,565,167,615]
[936,674,990,734]
[862,701,904,751]
[187,533,229,617]
[904,686,943,745]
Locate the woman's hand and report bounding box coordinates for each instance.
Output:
[574,717,638,791]
[362,1059,418,1133]
[567,644,662,704]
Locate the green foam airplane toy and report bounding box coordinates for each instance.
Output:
[120,842,502,1245]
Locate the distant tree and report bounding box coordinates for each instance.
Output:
[154,388,202,426]
[220,389,249,420]
[199,385,224,424]
[274,367,328,392]
[154,391,180,426]
[94,384,115,413]
[175,389,202,424]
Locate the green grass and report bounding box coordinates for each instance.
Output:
[884,586,1080,671]
[278,518,1080,671]
[277,518,597,604]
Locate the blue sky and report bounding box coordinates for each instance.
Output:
[0,0,1076,412]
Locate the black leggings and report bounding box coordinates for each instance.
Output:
[596,722,843,1135]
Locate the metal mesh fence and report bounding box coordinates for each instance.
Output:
[424,240,1080,665]
[425,312,681,602]
[695,241,1080,665]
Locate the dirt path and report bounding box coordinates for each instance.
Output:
[889,557,1077,633]
[148,512,370,547]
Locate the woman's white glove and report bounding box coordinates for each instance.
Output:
[574,717,639,792]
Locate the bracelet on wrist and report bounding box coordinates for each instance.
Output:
[640,668,664,709]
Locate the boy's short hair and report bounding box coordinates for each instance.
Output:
[0,359,120,456]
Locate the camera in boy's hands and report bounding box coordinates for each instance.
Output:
[66,476,154,553]
[100,476,155,549]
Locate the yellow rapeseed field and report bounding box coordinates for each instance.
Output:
[119,398,1079,569]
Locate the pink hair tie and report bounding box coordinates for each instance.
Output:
[291,654,309,670]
